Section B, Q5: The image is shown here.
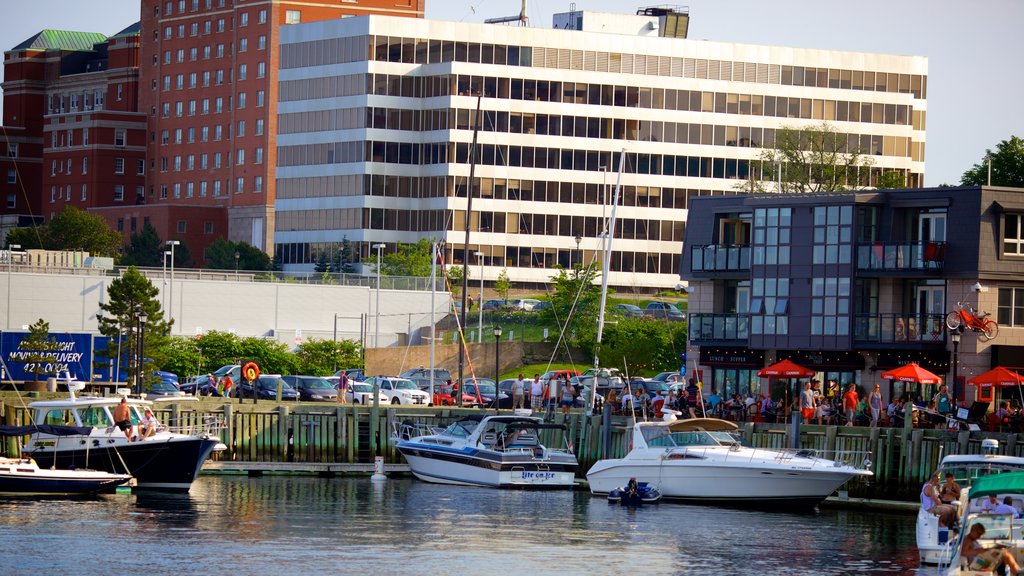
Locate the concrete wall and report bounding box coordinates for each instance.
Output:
[364,341,573,378]
[2,270,449,349]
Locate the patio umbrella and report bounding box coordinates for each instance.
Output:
[880,362,942,385]
[968,366,1024,406]
[758,359,816,416]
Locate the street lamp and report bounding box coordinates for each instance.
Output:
[166,240,180,334]
[951,326,963,406]
[234,251,240,280]
[162,250,172,313]
[474,251,484,343]
[7,243,20,330]
[574,234,582,267]
[373,243,385,348]
[493,325,502,409]
[136,309,148,394]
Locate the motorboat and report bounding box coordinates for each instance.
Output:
[934,470,1024,574]
[394,414,578,488]
[16,386,225,492]
[607,480,662,505]
[0,455,131,495]
[586,413,872,507]
[918,439,1024,565]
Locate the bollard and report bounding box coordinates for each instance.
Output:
[286,427,295,462]
[371,455,387,482]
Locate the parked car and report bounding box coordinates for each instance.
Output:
[614,304,645,318]
[234,375,299,401]
[651,371,684,384]
[146,380,185,397]
[481,299,509,311]
[334,368,367,383]
[343,382,389,405]
[154,370,179,387]
[417,382,455,406]
[364,376,430,406]
[459,378,507,407]
[400,368,452,390]
[497,378,520,409]
[641,380,670,398]
[644,301,684,321]
[510,298,542,311]
[282,375,338,402]
[532,301,552,311]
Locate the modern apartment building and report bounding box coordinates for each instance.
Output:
[137,0,423,262]
[681,185,1024,406]
[275,8,927,289]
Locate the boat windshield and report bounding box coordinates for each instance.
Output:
[77,406,113,427]
[442,420,479,438]
[642,427,741,448]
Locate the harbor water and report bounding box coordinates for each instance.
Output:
[0,476,926,575]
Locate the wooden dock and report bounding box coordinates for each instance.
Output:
[202,460,411,476]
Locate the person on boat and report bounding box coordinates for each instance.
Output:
[961,523,1022,574]
[530,374,544,411]
[842,384,859,426]
[869,384,883,427]
[626,477,639,497]
[113,398,134,441]
[800,381,815,424]
[992,496,1020,518]
[939,473,961,505]
[139,408,158,440]
[982,494,1000,513]
[513,374,527,409]
[922,475,958,530]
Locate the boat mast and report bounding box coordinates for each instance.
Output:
[457,94,483,403]
[591,148,625,410]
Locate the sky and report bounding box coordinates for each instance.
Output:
[2,0,1021,186]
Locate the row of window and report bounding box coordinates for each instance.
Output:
[158,0,224,17]
[158,8,266,42]
[157,90,265,119]
[158,146,263,173]
[50,184,139,204]
[155,176,263,200]
[48,128,125,150]
[49,157,143,177]
[158,117,264,146]
[157,34,267,68]
[158,62,264,93]
[47,90,107,115]
[281,34,928,101]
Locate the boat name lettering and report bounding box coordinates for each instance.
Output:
[519,471,556,480]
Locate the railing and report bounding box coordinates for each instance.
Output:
[688,313,750,342]
[690,244,751,272]
[853,313,946,344]
[856,241,946,272]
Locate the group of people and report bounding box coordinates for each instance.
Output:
[112,397,159,442]
[509,373,578,414]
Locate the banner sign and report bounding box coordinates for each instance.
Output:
[0,332,117,383]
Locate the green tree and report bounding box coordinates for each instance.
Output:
[333,238,355,273]
[236,336,296,375]
[578,318,688,374]
[121,222,163,267]
[961,135,1024,187]
[876,170,908,190]
[314,251,331,273]
[446,265,466,298]
[750,122,875,193]
[206,239,270,271]
[193,330,241,369]
[95,267,171,390]
[494,268,511,301]
[294,339,363,376]
[161,336,206,379]
[379,238,435,277]
[170,238,196,268]
[544,264,603,345]
[6,207,121,256]
[20,318,59,382]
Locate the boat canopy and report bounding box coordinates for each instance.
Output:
[969,471,1024,499]
[0,424,93,437]
[666,418,739,434]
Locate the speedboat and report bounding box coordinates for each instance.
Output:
[918,439,1024,565]
[0,455,131,495]
[586,413,872,507]
[934,470,1024,574]
[395,414,578,488]
[16,385,225,492]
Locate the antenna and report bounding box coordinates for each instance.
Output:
[485,0,529,25]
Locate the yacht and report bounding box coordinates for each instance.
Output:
[917,439,1024,565]
[933,470,1024,574]
[395,414,578,488]
[0,455,131,495]
[586,414,872,507]
[19,387,224,492]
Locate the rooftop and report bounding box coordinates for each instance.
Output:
[10,29,107,52]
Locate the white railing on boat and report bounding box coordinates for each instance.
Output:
[664,446,872,470]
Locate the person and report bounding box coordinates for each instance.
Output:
[222,374,233,398]
[939,472,961,505]
[810,380,824,425]
[706,388,722,416]
[961,523,1022,573]
[982,494,1000,513]
[606,388,619,412]
[620,388,636,415]
[934,384,953,421]
[997,401,1011,421]
[513,374,526,409]
[338,372,349,404]
[869,384,883,427]
[467,295,474,311]
[686,378,701,418]
[760,394,775,422]
[800,381,815,423]
[139,408,158,440]
[112,398,134,441]
[843,384,859,426]
[992,496,1020,518]
[651,389,665,417]
[530,373,544,411]
[560,377,575,414]
[921,475,958,530]
[204,374,214,397]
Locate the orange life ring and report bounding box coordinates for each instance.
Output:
[242,362,260,382]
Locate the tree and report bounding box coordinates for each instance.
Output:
[961,135,1024,188]
[20,318,59,382]
[95,267,171,390]
[205,238,270,271]
[876,170,908,190]
[6,207,121,256]
[161,336,205,379]
[294,339,362,376]
[121,222,163,267]
[494,268,512,301]
[446,265,465,298]
[171,239,195,268]
[749,122,875,193]
[379,238,435,277]
[578,318,688,374]
[314,251,331,273]
[544,263,603,345]
[333,237,355,273]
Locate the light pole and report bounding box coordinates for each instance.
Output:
[166,240,180,334]
[234,251,240,280]
[493,325,502,409]
[7,243,20,330]
[574,234,582,267]
[373,243,385,348]
[162,250,171,313]
[474,250,484,343]
[951,326,962,407]
[136,309,148,394]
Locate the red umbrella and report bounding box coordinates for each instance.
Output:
[880,362,942,385]
[757,359,816,379]
[968,366,1024,388]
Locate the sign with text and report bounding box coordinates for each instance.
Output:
[1,332,115,383]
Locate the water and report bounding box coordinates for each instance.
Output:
[0,476,925,575]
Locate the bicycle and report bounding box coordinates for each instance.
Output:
[945,301,999,341]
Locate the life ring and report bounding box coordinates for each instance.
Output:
[242,362,260,382]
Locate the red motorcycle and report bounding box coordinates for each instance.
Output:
[945,301,999,341]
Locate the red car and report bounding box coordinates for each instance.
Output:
[418,383,456,406]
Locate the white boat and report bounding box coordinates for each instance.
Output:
[933,470,1024,574]
[0,455,131,495]
[917,439,1024,565]
[17,387,225,492]
[586,414,872,507]
[395,414,578,488]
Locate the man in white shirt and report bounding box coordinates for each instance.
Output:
[530,374,544,410]
[620,389,636,414]
[993,496,1020,518]
[513,374,526,409]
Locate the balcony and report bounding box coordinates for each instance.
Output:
[689,313,749,343]
[853,313,946,346]
[690,244,751,273]
[856,242,946,273]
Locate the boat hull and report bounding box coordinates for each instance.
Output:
[26,436,220,492]
[397,442,577,488]
[0,467,129,496]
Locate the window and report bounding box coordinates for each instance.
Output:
[177,221,187,234]
[176,101,183,116]
[216,44,224,58]
[214,126,223,141]
[81,184,87,201]
[117,218,124,231]
[203,45,211,59]
[174,156,181,171]
[257,35,266,50]
[164,26,172,40]
[236,177,244,193]
[200,181,208,197]
[256,62,265,78]
[176,74,184,89]
[137,160,145,175]
[51,186,56,202]
[214,152,222,168]
[162,102,170,117]
[254,176,263,192]
[115,129,126,147]
[202,98,210,113]
[258,9,266,23]
[237,120,245,137]
[82,129,88,146]
[7,143,17,158]
[174,183,181,198]
[237,149,245,165]
[161,130,169,144]
[256,90,264,107]
[114,158,125,175]
[175,128,182,143]
[204,21,211,35]
[999,288,1024,327]
[186,182,194,197]
[6,169,15,184]
[240,12,248,26]
[215,97,223,113]
[163,50,171,64]
[812,206,853,265]
[255,147,263,164]
[285,10,300,24]
[810,277,851,336]
[217,19,224,33]
[160,185,168,199]
[216,69,224,85]
[200,153,208,169]
[160,157,168,171]
[82,157,88,174]
[190,22,198,36]
[178,24,185,38]
[189,100,196,115]
[255,119,264,135]
[188,127,195,143]
[750,277,791,336]
[239,38,247,52]
[238,92,246,109]
[189,73,197,88]
[113,185,124,202]
[187,155,195,170]
[117,84,123,101]
[238,64,247,80]
[201,127,209,142]
[6,194,14,209]
[204,221,213,234]
[1004,214,1024,255]
[214,180,222,196]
